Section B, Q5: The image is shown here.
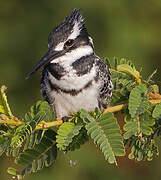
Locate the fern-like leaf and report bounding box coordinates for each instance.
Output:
[66,126,89,151]
[24,130,46,150]
[128,138,159,161]
[128,84,147,118]
[123,112,155,139]
[116,58,140,82]
[27,101,55,122]
[0,136,7,156]
[8,129,57,178]
[80,109,125,165]
[56,122,83,151]
[11,101,55,148]
[11,116,44,148]
[111,60,137,105]
[152,102,161,120]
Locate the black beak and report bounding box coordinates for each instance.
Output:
[26,49,66,79]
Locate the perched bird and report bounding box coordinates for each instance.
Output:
[26,9,113,119]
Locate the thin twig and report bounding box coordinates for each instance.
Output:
[35,119,63,130]
[0,120,22,126]
[103,104,126,114]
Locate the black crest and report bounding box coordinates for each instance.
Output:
[48,9,87,49]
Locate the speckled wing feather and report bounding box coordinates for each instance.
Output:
[40,69,55,106]
[95,56,113,108]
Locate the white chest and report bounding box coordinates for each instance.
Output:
[49,81,99,118]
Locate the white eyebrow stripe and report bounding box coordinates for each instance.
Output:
[54,21,81,51]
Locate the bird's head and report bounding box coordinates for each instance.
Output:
[26,8,94,79]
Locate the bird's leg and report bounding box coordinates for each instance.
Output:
[62,116,69,122]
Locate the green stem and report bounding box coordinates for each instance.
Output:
[35,119,63,130]
[103,104,126,114]
[0,119,63,129]
[0,120,22,126]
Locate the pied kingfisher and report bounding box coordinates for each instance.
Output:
[26,9,113,119]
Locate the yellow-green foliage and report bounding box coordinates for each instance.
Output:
[0,58,161,178]
[81,109,125,165]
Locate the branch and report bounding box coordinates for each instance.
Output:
[0,98,160,129]
[35,119,63,130]
[103,98,161,114]
[0,118,63,129]
[0,120,22,126]
[103,104,126,114]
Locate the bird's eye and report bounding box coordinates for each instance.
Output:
[64,39,74,48]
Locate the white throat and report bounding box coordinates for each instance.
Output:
[49,45,95,90]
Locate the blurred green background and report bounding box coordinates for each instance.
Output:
[0,0,161,179]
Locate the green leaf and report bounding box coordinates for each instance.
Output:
[116,58,140,82]
[152,102,161,119]
[123,112,155,139]
[0,124,17,157]
[80,109,95,123]
[111,60,137,105]
[128,84,147,118]
[56,122,83,151]
[25,101,55,123]
[11,121,36,148]
[0,85,13,118]
[128,138,159,161]
[24,130,46,150]
[80,110,125,165]
[7,167,20,176]
[0,136,7,156]
[117,64,140,81]
[10,129,57,178]
[136,101,150,115]
[111,58,142,106]
[66,126,89,151]
[11,101,55,149]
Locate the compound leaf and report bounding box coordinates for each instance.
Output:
[56,122,84,151]
[128,84,147,118]
[124,112,155,139]
[8,129,57,178]
[80,109,125,165]
[152,102,161,120]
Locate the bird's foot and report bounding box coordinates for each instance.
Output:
[62,116,69,122]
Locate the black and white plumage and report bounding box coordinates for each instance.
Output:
[27,9,113,118]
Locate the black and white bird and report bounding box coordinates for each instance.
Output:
[26,9,113,119]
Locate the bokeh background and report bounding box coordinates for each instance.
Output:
[0,0,161,180]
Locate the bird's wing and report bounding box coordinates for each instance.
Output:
[40,69,55,106]
[95,56,113,108]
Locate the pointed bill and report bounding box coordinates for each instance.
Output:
[26,49,66,79]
